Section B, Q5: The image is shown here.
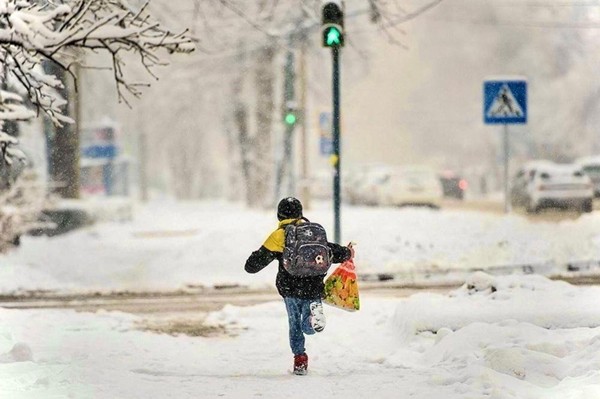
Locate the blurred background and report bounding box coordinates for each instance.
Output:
[7,0,598,210]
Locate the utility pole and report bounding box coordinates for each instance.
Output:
[136,82,149,202]
[275,50,297,201]
[298,29,311,209]
[138,128,148,202]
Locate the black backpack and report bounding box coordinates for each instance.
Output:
[282,218,332,276]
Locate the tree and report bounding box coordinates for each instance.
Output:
[0,0,194,196]
[0,0,193,250]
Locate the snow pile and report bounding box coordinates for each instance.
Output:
[384,274,600,398]
[0,342,33,363]
[393,320,600,398]
[393,272,600,336]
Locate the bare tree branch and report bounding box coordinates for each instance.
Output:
[0,0,195,125]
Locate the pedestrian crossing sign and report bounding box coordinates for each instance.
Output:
[484,79,527,124]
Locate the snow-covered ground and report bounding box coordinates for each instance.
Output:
[2,273,600,398]
[1,200,599,294]
[2,200,600,397]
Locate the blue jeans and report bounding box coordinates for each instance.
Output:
[283,297,319,356]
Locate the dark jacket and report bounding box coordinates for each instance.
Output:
[245,218,352,299]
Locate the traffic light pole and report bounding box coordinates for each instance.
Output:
[275,51,296,202]
[332,46,341,244]
[321,0,344,244]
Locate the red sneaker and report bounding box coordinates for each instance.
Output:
[293,353,308,375]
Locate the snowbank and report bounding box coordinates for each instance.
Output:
[393,272,600,336]
[384,274,600,398]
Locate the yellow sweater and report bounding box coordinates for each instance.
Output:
[262,218,301,252]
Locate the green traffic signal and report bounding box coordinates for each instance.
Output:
[322,2,344,48]
[285,112,297,125]
[326,27,342,46]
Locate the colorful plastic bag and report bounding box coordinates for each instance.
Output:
[322,258,360,312]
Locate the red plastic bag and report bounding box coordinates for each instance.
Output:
[322,258,360,312]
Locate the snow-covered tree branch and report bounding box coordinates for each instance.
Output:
[0,0,195,247]
[0,0,194,126]
[0,87,30,166]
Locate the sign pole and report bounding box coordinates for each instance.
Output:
[332,46,341,244]
[483,77,527,214]
[503,123,511,214]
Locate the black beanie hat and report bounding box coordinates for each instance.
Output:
[277,197,303,220]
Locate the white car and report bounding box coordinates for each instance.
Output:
[355,167,390,206]
[344,165,389,206]
[524,163,593,213]
[376,166,443,208]
[575,156,600,198]
[511,160,555,207]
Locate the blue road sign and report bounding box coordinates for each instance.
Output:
[82,144,117,159]
[484,80,527,124]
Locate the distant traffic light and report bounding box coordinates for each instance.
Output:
[284,102,298,126]
[321,0,344,48]
[285,110,297,126]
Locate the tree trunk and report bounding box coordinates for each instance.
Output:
[45,63,80,199]
[250,44,276,208]
[231,42,276,208]
[235,101,253,206]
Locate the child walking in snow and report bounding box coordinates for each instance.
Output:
[245,197,353,375]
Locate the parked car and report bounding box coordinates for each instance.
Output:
[439,171,468,200]
[344,165,388,206]
[356,167,390,205]
[575,156,600,198]
[521,163,593,213]
[377,166,443,208]
[510,160,555,207]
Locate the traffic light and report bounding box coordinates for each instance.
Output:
[284,102,298,126]
[321,0,344,48]
[284,110,297,126]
